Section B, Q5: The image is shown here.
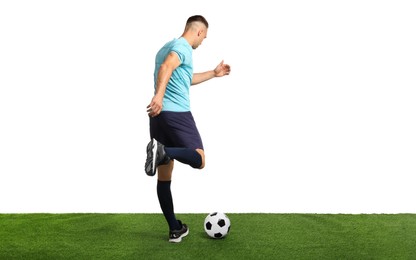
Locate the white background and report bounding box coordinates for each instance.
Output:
[1,1,415,213]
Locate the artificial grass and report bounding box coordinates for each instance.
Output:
[0,214,415,259]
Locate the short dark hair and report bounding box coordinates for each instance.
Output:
[186,15,209,28]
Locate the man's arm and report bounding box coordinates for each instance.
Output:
[192,60,231,85]
[192,71,216,85]
[147,52,181,117]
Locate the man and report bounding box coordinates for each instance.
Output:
[144,15,231,243]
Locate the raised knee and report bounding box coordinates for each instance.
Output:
[199,161,205,169]
[196,149,205,169]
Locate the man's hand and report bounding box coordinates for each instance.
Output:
[147,95,163,117]
[214,60,231,77]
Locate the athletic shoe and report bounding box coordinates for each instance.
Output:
[145,138,170,176]
[169,220,189,243]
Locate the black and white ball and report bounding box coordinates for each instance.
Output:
[204,212,231,239]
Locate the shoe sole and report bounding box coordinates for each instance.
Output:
[169,228,189,243]
[151,139,158,176]
[145,139,158,176]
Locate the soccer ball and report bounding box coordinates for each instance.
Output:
[204,212,231,239]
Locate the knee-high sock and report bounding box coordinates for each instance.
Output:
[157,180,180,231]
[164,147,202,168]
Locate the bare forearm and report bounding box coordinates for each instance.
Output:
[192,70,215,85]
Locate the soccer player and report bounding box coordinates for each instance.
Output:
[145,15,231,243]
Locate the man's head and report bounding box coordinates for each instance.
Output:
[183,15,209,49]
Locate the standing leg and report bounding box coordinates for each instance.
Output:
[156,160,181,231]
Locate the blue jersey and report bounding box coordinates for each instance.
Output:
[154,37,193,112]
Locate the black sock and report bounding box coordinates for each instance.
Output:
[157,180,180,231]
[164,147,202,168]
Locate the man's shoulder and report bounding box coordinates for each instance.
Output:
[156,38,191,64]
[171,38,191,51]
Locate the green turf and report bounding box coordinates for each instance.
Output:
[0,214,415,259]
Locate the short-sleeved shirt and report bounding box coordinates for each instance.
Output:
[154,37,193,112]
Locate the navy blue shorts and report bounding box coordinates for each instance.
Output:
[149,111,204,150]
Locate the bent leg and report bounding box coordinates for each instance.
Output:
[164,147,204,169]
